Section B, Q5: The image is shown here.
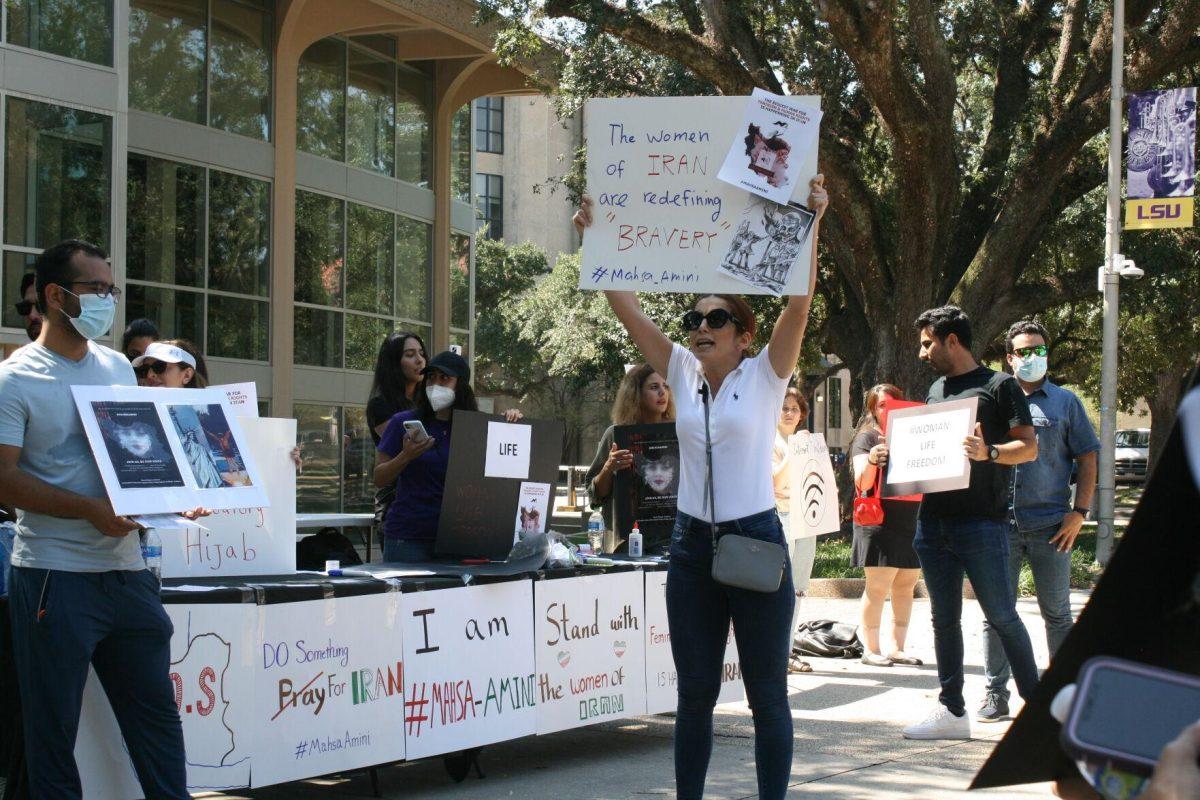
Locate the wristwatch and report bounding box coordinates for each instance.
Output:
[987,445,1000,462]
[1072,505,1090,519]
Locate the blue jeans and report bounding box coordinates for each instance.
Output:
[382,537,436,563]
[982,523,1074,699]
[667,509,795,800]
[7,566,188,799]
[914,516,1039,716]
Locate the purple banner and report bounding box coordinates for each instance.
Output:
[1127,88,1196,200]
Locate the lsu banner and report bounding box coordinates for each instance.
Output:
[1125,87,1196,230]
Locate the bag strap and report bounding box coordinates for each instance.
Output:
[699,384,719,549]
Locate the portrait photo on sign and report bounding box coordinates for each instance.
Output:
[717,88,823,205]
[717,199,815,296]
[92,401,184,489]
[614,423,679,553]
[168,404,252,489]
[515,481,551,540]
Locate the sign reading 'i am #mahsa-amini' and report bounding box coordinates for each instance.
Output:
[581,96,820,296]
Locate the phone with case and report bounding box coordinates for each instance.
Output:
[403,419,429,443]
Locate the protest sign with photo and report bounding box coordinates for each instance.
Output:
[613,422,679,552]
[884,398,978,496]
[717,88,824,205]
[581,95,820,295]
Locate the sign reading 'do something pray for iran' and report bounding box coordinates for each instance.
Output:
[581,95,820,296]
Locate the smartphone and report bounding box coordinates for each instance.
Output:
[403,420,429,443]
[1061,656,1200,775]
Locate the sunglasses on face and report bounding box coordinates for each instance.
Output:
[682,308,740,332]
[14,299,33,316]
[1013,345,1048,358]
[134,362,174,378]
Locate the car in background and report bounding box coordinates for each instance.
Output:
[1114,428,1150,482]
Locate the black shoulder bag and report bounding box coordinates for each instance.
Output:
[701,384,787,593]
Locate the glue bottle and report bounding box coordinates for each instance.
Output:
[628,522,643,557]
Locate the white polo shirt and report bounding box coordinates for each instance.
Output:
[668,342,789,522]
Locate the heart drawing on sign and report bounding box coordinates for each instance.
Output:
[613,640,627,657]
[557,650,571,668]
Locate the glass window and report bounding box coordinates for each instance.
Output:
[209,0,272,140]
[4,98,112,249]
[129,0,206,124]
[450,104,471,202]
[294,306,342,367]
[474,173,503,240]
[342,406,373,513]
[7,0,113,65]
[297,38,345,160]
[828,377,842,429]
[294,190,343,307]
[208,169,270,295]
[207,294,268,359]
[295,403,342,513]
[346,203,392,315]
[345,313,389,372]
[395,67,431,187]
[126,284,203,346]
[346,45,395,176]
[126,153,204,287]
[2,252,37,331]
[474,96,503,154]
[449,232,471,330]
[395,215,430,323]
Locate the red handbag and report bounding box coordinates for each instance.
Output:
[852,465,885,526]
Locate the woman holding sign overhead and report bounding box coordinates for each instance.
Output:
[574,174,827,800]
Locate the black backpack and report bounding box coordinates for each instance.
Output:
[296,528,364,571]
[793,619,864,659]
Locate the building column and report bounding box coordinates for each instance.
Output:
[270,23,301,415]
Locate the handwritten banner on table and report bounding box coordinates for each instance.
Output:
[581,95,820,295]
[787,431,841,538]
[884,397,978,496]
[644,571,744,714]
[535,572,647,734]
[400,581,537,758]
[251,593,405,788]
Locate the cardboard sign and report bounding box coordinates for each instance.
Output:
[72,385,268,515]
[211,383,259,418]
[163,418,296,579]
[534,571,647,734]
[884,398,978,496]
[437,412,564,560]
[250,593,406,788]
[581,96,819,295]
[400,582,537,758]
[787,431,841,538]
[644,571,744,714]
[613,423,679,551]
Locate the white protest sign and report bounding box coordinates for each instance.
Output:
[787,431,841,539]
[534,571,647,734]
[162,418,296,579]
[644,571,744,715]
[483,421,531,480]
[400,582,537,758]
[581,95,819,295]
[211,383,259,418]
[885,398,979,496]
[250,593,405,788]
[718,89,823,205]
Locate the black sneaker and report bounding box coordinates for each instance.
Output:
[976,693,1011,723]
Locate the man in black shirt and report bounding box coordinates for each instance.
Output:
[901,306,1041,741]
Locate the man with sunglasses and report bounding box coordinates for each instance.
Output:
[977,320,1099,723]
[0,240,190,798]
[14,271,43,341]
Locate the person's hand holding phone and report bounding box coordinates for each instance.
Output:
[1142,721,1200,800]
[402,430,436,459]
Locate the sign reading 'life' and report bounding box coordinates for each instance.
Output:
[484,422,531,480]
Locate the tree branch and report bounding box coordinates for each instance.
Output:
[675,0,708,36]
[700,0,784,93]
[1049,0,1088,109]
[907,0,957,123]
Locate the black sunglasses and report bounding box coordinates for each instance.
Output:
[682,309,740,332]
[14,299,33,316]
[134,362,173,377]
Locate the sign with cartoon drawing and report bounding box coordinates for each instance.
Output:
[787,431,841,538]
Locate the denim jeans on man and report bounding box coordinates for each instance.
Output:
[8,566,188,798]
[383,537,436,563]
[914,515,1040,716]
[981,522,1073,699]
[667,509,794,800]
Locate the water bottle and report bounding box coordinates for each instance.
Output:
[140,529,162,582]
[587,510,605,553]
[628,522,644,558]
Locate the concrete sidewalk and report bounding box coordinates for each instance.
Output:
[232,592,1088,799]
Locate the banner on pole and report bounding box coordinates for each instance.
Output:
[1125,87,1196,230]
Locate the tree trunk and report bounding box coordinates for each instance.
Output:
[1146,367,1186,474]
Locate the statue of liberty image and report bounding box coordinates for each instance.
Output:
[169,405,227,489]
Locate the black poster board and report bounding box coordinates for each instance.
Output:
[613,423,679,553]
[435,411,564,560]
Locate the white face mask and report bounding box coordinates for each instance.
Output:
[425,384,455,412]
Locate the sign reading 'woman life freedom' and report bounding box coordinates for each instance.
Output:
[581,95,820,296]
[883,398,979,496]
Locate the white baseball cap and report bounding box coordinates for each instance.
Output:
[131,342,197,369]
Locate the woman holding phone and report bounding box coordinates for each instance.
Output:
[574,175,828,800]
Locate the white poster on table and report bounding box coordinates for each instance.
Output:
[787,431,841,539]
[400,582,537,759]
[884,397,979,496]
[644,571,744,714]
[717,89,823,205]
[535,571,647,734]
[250,593,406,788]
[211,383,259,418]
[581,95,820,296]
[71,385,268,515]
[162,418,296,579]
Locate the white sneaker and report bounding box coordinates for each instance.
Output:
[902,704,972,740]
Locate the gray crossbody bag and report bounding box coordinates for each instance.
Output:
[700,384,787,593]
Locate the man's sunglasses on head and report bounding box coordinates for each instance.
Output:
[1013,345,1048,358]
[682,309,740,332]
